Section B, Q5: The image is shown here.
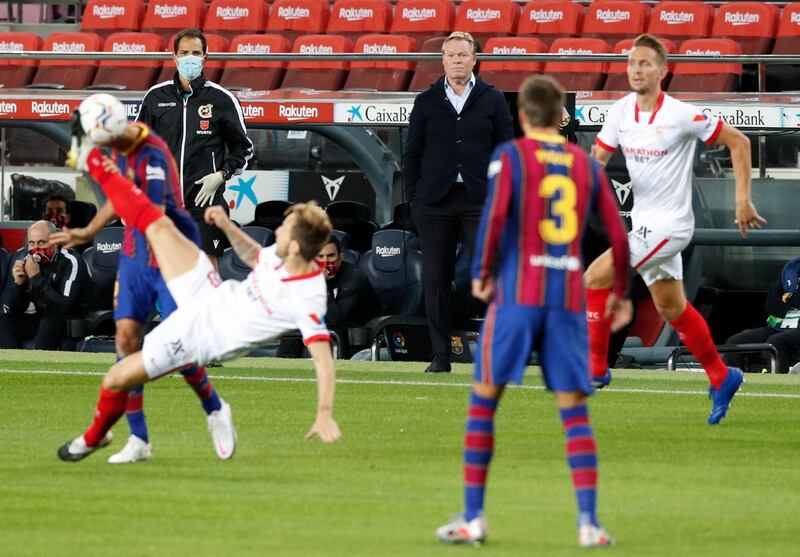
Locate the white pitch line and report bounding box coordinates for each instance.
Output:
[2,368,800,399]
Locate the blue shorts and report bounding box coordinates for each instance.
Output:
[473,304,592,395]
[114,255,177,323]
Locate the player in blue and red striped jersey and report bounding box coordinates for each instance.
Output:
[52,93,235,464]
[435,76,632,548]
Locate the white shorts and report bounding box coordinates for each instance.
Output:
[141,254,222,379]
[628,224,692,286]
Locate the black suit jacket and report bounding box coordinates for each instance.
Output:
[402,75,514,205]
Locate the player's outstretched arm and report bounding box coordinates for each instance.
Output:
[205,206,261,269]
[714,122,767,237]
[304,340,341,444]
[49,201,116,249]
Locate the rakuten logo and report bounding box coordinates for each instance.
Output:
[32,100,71,117]
[339,7,373,21]
[792,12,800,25]
[111,42,146,53]
[466,8,501,23]
[52,42,86,52]
[242,104,264,119]
[685,49,721,56]
[279,105,319,120]
[660,10,694,24]
[237,43,271,54]
[153,4,188,18]
[596,9,630,23]
[529,9,563,23]
[0,101,18,115]
[216,6,249,20]
[97,242,122,254]
[0,41,23,51]
[299,44,333,54]
[362,43,397,54]
[724,12,759,26]
[558,47,594,55]
[92,5,125,19]
[376,246,401,257]
[277,6,310,19]
[401,7,436,22]
[492,46,528,55]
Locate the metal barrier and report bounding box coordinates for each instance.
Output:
[668,343,779,373]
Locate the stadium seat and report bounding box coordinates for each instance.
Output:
[81,0,145,38]
[668,38,741,93]
[647,1,712,44]
[390,0,455,49]
[249,200,292,229]
[28,32,102,90]
[479,36,546,92]
[89,32,165,91]
[343,34,416,91]
[582,0,650,45]
[67,200,98,230]
[711,2,779,55]
[281,34,353,91]
[604,37,676,92]
[767,3,800,91]
[408,36,446,91]
[142,0,208,43]
[0,33,41,88]
[454,0,520,50]
[267,0,330,45]
[325,200,378,253]
[518,1,584,48]
[218,226,274,281]
[327,0,392,42]
[220,34,291,91]
[204,0,269,41]
[543,38,611,92]
[381,202,417,235]
[155,33,229,83]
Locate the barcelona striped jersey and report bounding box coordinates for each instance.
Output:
[472,132,629,313]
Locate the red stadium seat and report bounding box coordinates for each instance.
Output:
[518,1,584,48]
[583,0,649,45]
[767,3,800,91]
[603,37,675,92]
[155,33,229,84]
[668,38,741,93]
[267,0,330,45]
[81,0,145,38]
[142,0,207,43]
[327,0,392,42]
[220,34,291,91]
[90,32,165,91]
[648,1,712,44]
[204,0,269,41]
[711,2,778,55]
[281,34,353,90]
[29,32,102,89]
[454,0,520,50]
[390,0,455,49]
[344,34,416,91]
[408,35,446,91]
[479,36,546,92]
[0,33,42,88]
[543,38,611,92]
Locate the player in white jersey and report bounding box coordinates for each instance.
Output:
[584,34,766,425]
[57,140,341,461]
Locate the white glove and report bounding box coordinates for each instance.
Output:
[194,171,225,207]
[66,132,93,173]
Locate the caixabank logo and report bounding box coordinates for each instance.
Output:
[335,103,412,124]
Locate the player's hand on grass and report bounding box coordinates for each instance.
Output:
[204,205,231,228]
[305,415,341,444]
[735,200,767,238]
[605,294,633,333]
[472,277,496,303]
[49,227,93,249]
[194,172,225,207]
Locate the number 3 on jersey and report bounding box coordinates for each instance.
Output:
[539,174,578,244]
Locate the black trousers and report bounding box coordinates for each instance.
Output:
[0,313,68,350]
[414,186,483,357]
[724,326,800,373]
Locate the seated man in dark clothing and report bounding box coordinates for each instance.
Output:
[42,193,71,229]
[724,257,800,373]
[278,236,377,358]
[0,221,92,350]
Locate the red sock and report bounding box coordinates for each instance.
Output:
[86,149,164,234]
[586,288,612,378]
[670,303,728,389]
[83,387,128,447]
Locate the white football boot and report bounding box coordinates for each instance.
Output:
[108,435,152,464]
[579,524,615,548]
[57,431,113,462]
[436,514,488,545]
[207,398,237,460]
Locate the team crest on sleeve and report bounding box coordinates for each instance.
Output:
[198,104,213,118]
[309,313,322,325]
[487,159,502,178]
[145,164,166,181]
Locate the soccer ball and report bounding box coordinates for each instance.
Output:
[78,93,127,145]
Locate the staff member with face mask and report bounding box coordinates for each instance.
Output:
[137,28,254,266]
[0,221,92,349]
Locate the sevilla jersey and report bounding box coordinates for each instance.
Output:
[595,92,722,232]
[472,133,629,313]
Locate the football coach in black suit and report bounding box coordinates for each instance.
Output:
[403,31,514,373]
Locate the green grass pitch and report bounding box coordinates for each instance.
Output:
[1,349,799,556]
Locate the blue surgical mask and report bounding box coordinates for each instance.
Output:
[177,55,203,82]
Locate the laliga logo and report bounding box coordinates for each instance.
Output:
[32,100,71,118]
[97,241,122,254]
[277,6,310,19]
[0,101,18,116]
[153,4,188,18]
[659,10,694,24]
[216,6,249,19]
[376,246,401,257]
[92,5,125,19]
[339,7,373,21]
[466,8,501,23]
[401,7,436,22]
